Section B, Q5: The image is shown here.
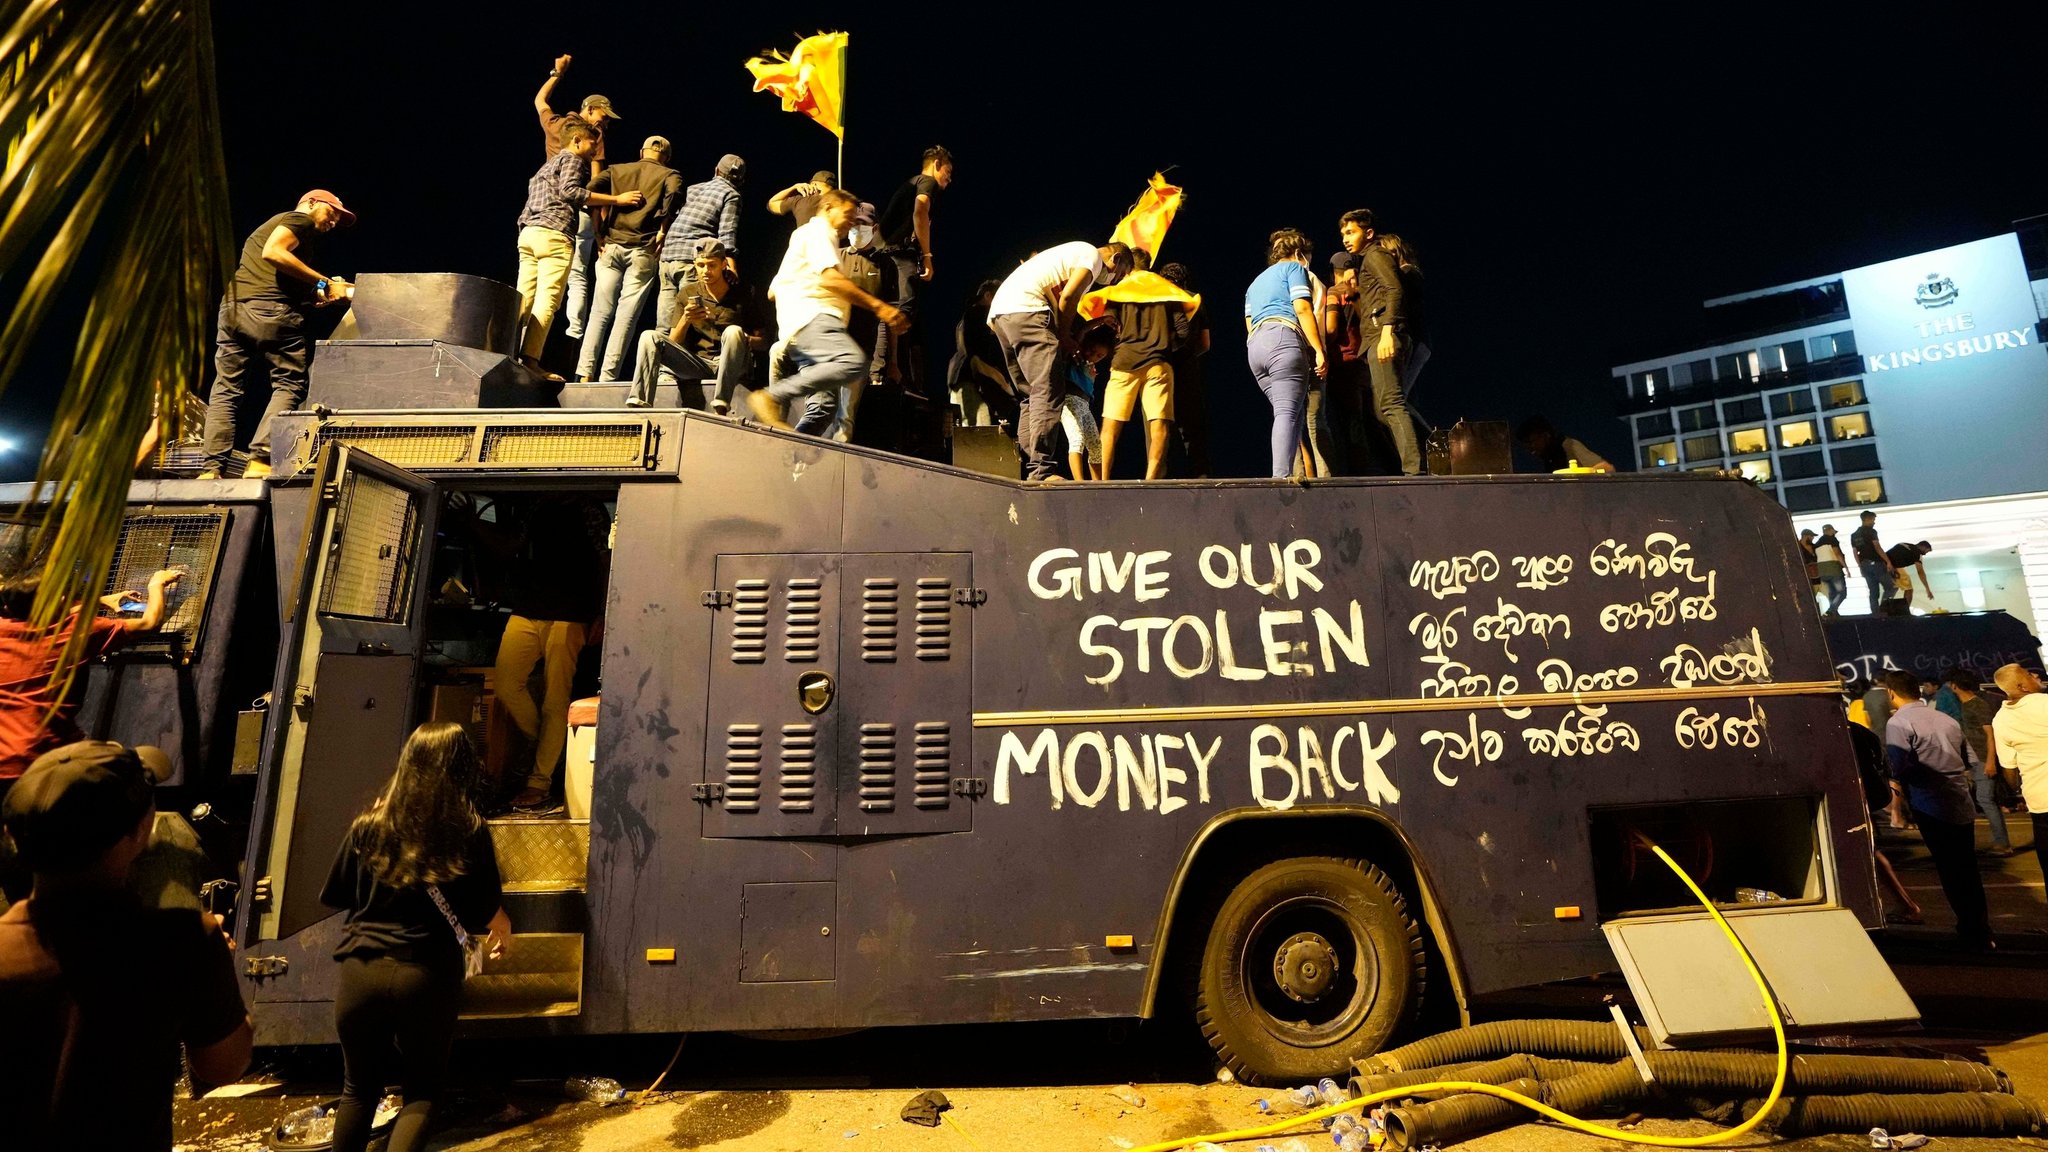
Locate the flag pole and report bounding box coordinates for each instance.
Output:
[836,37,847,189]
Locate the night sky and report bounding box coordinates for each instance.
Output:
[4,5,2044,481]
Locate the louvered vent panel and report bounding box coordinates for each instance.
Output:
[914,578,951,661]
[861,577,899,663]
[729,580,769,664]
[858,723,897,811]
[779,724,817,812]
[784,578,822,662]
[723,724,763,812]
[913,721,951,809]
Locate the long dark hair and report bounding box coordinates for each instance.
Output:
[352,722,484,888]
[1377,233,1423,278]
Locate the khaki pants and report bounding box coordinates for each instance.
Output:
[516,226,576,360]
[495,615,586,793]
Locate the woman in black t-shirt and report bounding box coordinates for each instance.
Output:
[321,723,507,1152]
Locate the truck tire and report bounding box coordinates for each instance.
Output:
[1196,856,1425,1085]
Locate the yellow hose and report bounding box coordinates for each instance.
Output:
[1128,838,1789,1151]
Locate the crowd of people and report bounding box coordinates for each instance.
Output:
[193,52,1449,483]
[1844,662,2048,949]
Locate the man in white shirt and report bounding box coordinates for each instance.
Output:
[749,189,906,435]
[987,241,1134,481]
[1991,663,2048,878]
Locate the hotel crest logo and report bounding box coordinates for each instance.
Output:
[1913,272,1959,310]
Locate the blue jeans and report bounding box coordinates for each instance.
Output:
[576,244,659,381]
[1860,561,1891,613]
[769,314,865,435]
[1817,566,1847,615]
[633,325,753,408]
[1973,767,2011,849]
[563,209,597,338]
[1247,322,1309,479]
[654,259,693,331]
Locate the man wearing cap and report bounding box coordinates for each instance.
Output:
[198,192,355,479]
[534,53,620,342]
[629,239,768,411]
[768,169,840,228]
[1,741,251,1148]
[657,154,747,334]
[575,136,686,383]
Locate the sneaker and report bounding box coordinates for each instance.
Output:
[195,467,221,481]
[243,459,272,479]
[623,396,649,408]
[709,398,729,415]
[1988,845,2015,858]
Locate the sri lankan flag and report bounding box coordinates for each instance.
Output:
[745,32,849,139]
[1110,173,1183,262]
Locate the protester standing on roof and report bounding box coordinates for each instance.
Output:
[533,53,619,343]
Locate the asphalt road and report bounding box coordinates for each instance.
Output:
[174,818,2048,1151]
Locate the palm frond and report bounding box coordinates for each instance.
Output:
[0,0,232,684]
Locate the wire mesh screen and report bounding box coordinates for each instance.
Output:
[307,426,477,470]
[104,513,226,646]
[481,424,645,467]
[318,471,420,622]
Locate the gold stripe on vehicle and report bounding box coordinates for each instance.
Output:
[970,680,1843,728]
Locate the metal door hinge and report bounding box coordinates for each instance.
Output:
[952,777,987,798]
[291,685,315,711]
[320,481,342,505]
[692,782,726,803]
[701,589,733,609]
[244,955,289,979]
[953,587,988,606]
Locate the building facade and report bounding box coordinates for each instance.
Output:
[1611,222,2048,638]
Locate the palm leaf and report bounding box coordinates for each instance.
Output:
[0,0,232,687]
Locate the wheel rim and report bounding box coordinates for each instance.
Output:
[1238,893,1379,1048]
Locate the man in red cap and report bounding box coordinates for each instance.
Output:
[198,190,356,479]
[0,741,250,1148]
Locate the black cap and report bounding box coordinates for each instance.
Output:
[2,741,169,874]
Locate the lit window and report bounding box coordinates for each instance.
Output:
[1823,380,1867,409]
[1641,441,1678,469]
[1829,413,1872,440]
[1841,477,1885,505]
[1777,421,1817,448]
[1736,458,1773,485]
[1728,428,1769,456]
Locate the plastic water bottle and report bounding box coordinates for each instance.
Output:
[1335,1127,1374,1152]
[564,1076,627,1104]
[1253,1140,1314,1152]
[1315,1077,1350,1128]
[1331,1112,1363,1140]
[275,1102,334,1144]
[1257,1085,1323,1115]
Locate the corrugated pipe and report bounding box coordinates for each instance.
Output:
[1351,1055,1609,1098]
[1650,1052,2009,1097]
[1379,1077,1547,1149]
[1360,1019,1657,1073]
[1383,1061,1648,1149]
[1379,1053,2024,1150]
[1745,1091,2046,1137]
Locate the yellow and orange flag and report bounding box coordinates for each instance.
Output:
[745,31,849,139]
[1080,272,1202,323]
[1110,172,1183,263]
